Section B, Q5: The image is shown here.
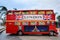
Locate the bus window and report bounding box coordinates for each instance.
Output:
[46,11,53,14]
[22,11,29,15]
[47,21,50,25]
[38,11,45,14]
[39,21,45,25]
[8,11,13,15]
[15,21,20,25]
[30,22,37,25]
[30,11,36,14]
[15,12,21,15]
[22,22,28,25]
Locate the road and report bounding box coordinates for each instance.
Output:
[0,31,60,40]
[0,26,5,32]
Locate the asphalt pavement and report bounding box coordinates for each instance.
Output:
[0,31,60,40]
[0,26,60,40]
[0,26,5,33]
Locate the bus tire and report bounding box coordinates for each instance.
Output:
[49,31,56,36]
[18,30,23,36]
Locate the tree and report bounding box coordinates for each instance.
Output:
[57,15,60,28]
[57,15,60,21]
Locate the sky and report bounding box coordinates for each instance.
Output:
[0,0,60,20]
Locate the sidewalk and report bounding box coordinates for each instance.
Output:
[0,26,5,33]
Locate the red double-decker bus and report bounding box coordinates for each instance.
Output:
[6,10,58,36]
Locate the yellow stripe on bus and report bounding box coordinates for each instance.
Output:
[6,20,55,22]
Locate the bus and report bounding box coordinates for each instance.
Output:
[6,10,58,36]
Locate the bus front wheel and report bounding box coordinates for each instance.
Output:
[49,31,56,36]
[17,30,23,36]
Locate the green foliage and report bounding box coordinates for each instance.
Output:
[57,15,60,21]
[55,21,58,28]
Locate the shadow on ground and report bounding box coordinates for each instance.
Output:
[8,34,55,37]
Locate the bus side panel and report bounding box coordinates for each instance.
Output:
[51,14,55,20]
[49,25,57,33]
[6,14,16,20]
[23,25,49,34]
[6,22,18,34]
